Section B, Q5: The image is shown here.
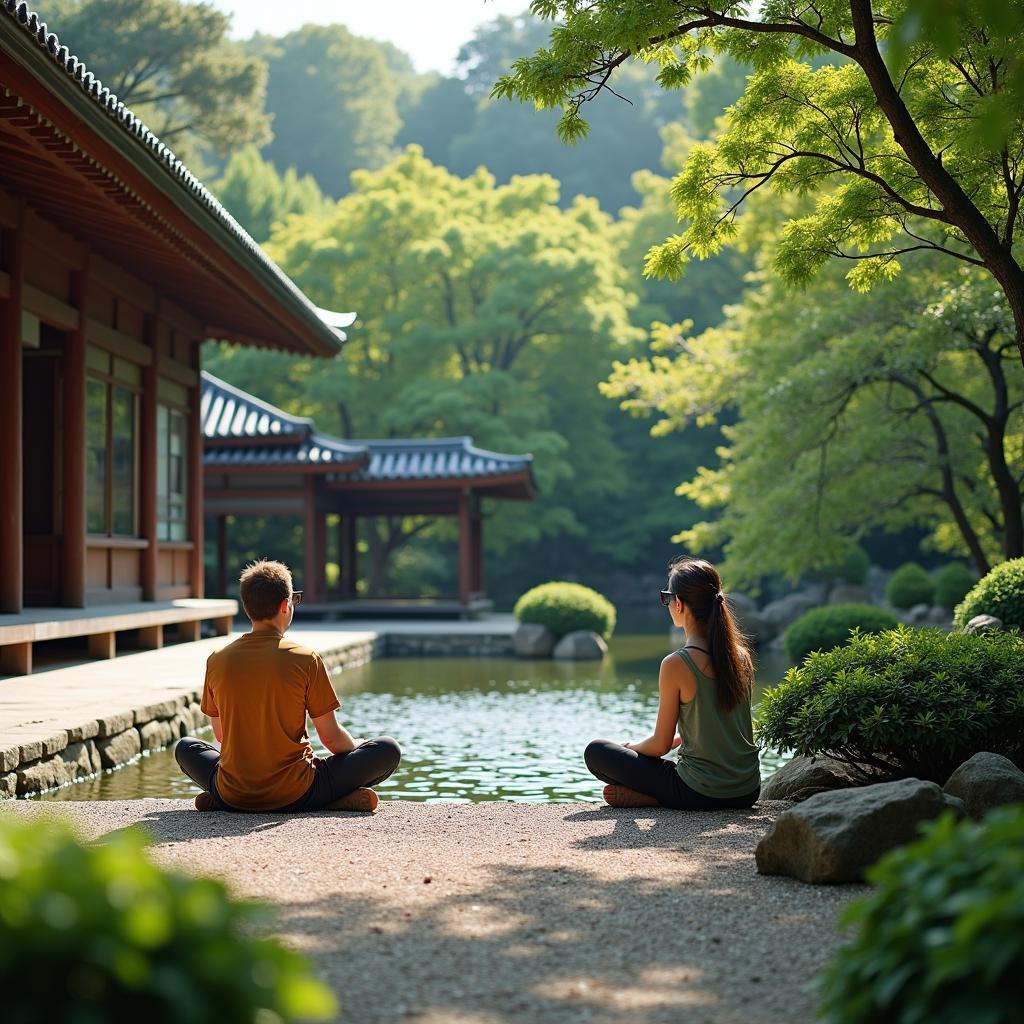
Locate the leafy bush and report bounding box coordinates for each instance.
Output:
[0,815,336,1024]
[933,562,977,610]
[513,581,616,640]
[886,562,936,609]
[819,807,1024,1024]
[955,557,1024,630]
[822,544,871,585]
[758,627,1024,783]
[783,604,899,664]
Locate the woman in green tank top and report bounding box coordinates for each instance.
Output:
[584,557,761,809]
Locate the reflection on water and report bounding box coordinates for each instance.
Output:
[38,634,792,804]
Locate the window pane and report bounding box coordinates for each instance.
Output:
[85,378,107,533]
[111,386,135,535]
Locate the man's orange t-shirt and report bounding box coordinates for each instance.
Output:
[200,632,341,810]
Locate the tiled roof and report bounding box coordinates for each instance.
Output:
[0,1,352,347]
[340,438,534,483]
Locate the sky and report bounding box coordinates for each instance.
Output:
[210,1,532,74]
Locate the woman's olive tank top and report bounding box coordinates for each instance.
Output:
[675,648,761,799]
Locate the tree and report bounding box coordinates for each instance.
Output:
[44,0,269,158]
[205,147,644,596]
[496,1,1024,369]
[604,253,1024,586]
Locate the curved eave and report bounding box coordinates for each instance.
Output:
[328,469,536,501]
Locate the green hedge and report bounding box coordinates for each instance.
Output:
[822,544,871,585]
[955,557,1024,630]
[933,562,977,610]
[758,627,1024,783]
[0,815,336,1024]
[819,807,1024,1024]
[513,581,617,640]
[783,604,899,664]
[886,562,936,609]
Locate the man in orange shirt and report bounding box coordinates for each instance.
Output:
[175,559,401,812]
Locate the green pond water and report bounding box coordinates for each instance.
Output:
[37,634,793,804]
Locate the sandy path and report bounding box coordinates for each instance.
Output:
[5,800,864,1024]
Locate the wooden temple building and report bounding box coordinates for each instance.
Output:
[202,372,536,615]
[0,3,351,673]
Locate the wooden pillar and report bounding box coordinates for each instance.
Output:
[458,489,472,604]
[339,515,357,599]
[0,207,25,614]
[187,349,204,598]
[139,309,159,601]
[303,477,317,602]
[216,514,228,597]
[61,259,88,607]
[313,506,327,602]
[471,496,484,594]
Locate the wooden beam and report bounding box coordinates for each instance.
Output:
[0,205,25,613]
[138,624,163,649]
[23,283,78,331]
[87,631,116,659]
[24,209,86,269]
[157,354,198,388]
[216,515,228,597]
[61,259,88,607]
[303,477,318,602]
[458,489,472,605]
[85,318,153,365]
[139,309,159,600]
[187,369,204,598]
[0,641,31,676]
[341,516,358,600]
[0,269,9,299]
[90,254,155,313]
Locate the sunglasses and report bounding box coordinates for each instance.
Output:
[290,591,303,606]
[659,589,678,608]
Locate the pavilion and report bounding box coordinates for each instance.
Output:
[202,372,536,615]
[0,3,351,672]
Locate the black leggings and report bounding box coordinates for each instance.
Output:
[584,739,759,810]
[174,735,402,812]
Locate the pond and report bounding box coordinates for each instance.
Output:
[36,633,793,804]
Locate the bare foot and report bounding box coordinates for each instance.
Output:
[328,788,379,812]
[603,784,660,808]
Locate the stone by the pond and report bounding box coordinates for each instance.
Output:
[97,727,142,769]
[139,719,175,752]
[755,778,964,883]
[762,593,818,632]
[16,758,69,795]
[828,584,872,605]
[907,602,932,625]
[0,773,15,798]
[553,630,608,661]
[925,605,952,627]
[943,751,1024,819]
[727,594,774,643]
[760,755,877,802]
[963,614,1003,634]
[513,623,556,658]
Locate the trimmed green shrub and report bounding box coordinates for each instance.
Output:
[0,815,336,1024]
[819,807,1024,1024]
[783,603,899,664]
[514,581,616,640]
[955,557,1024,630]
[758,627,1024,783]
[933,562,977,610]
[886,562,936,609]
[822,544,871,585]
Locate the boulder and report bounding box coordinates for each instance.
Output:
[138,719,175,751]
[943,751,1024,819]
[17,757,70,795]
[755,777,965,883]
[61,740,102,779]
[906,602,932,625]
[925,605,952,627]
[828,584,873,605]
[760,755,878,802]
[727,593,774,644]
[97,727,141,769]
[761,593,818,632]
[866,565,892,604]
[963,614,1003,635]
[513,623,556,658]
[553,630,608,661]
[0,772,15,799]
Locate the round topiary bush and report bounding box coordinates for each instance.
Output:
[513,581,616,641]
[955,557,1024,630]
[885,561,936,609]
[783,604,899,663]
[0,815,336,1024]
[933,562,977,610]
[822,544,871,585]
[758,626,1024,783]
[818,806,1024,1024]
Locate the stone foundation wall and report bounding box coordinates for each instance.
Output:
[383,633,515,658]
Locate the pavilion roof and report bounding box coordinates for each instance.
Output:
[0,2,352,356]
[336,437,534,484]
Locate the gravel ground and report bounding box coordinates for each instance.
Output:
[4,800,865,1024]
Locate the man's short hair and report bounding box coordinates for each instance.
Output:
[239,559,292,622]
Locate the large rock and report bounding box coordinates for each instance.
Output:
[17,757,70,795]
[727,593,774,644]
[943,751,1024,819]
[513,623,556,658]
[61,740,102,779]
[553,630,608,661]
[755,778,965,883]
[905,602,932,625]
[828,584,872,605]
[925,605,952,627]
[0,773,15,799]
[138,719,175,751]
[761,592,818,632]
[963,614,1003,635]
[760,755,880,802]
[97,727,141,768]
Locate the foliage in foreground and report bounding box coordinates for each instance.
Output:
[818,807,1024,1024]
[0,816,336,1024]
[783,604,900,664]
[758,627,1024,783]
[954,557,1024,630]
[886,563,936,610]
[514,581,617,640]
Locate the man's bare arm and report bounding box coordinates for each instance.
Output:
[312,710,363,754]
[208,715,223,743]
